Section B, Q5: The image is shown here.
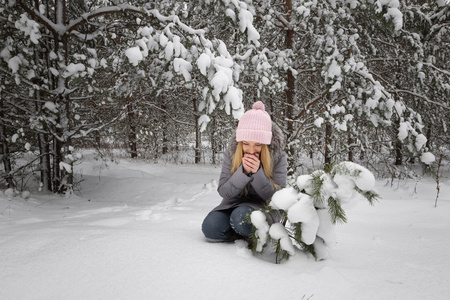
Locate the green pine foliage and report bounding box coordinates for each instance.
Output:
[273,240,291,265]
[327,197,347,225]
[290,221,316,258]
[309,170,326,207]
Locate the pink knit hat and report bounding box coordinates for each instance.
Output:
[236,101,272,145]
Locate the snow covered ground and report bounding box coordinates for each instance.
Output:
[1,154,449,300]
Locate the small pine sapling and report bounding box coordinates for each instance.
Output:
[249,161,379,263]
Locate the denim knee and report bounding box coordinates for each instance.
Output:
[201,210,234,241]
[230,206,254,238]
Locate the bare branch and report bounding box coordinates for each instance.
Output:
[395,89,449,109]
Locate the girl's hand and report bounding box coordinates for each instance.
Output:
[242,153,260,175]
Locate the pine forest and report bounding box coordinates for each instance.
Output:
[1,0,449,194]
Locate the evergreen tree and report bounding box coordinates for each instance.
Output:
[250,161,379,264]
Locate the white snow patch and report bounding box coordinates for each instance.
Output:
[287,194,320,245]
[1,155,449,300]
[223,86,244,119]
[270,187,298,211]
[415,134,427,150]
[125,47,143,66]
[196,52,211,76]
[398,122,409,141]
[250,210,269,252]
[420,152,435,164]
[63,63,85,78]
[8,56,21,73]
[314,117,324,128]
[173,58,192,82]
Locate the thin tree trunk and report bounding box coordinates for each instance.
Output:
[348,135,354,162]
[53,0,74,192]
[285,0,295,135]
[161,102,168,155]
[193,98,201,164]
[395,120,403,166]
[210,117,217,164]
[34,0,52,192]
[36,88,52,191]
[0,97,14,188]
[127,95,137,158]
[53,137,61,192]
[284,0,296,176]
[395,140,403,165]
[38,133,51,192]
[426,126,431,149]
[325,123,332,165]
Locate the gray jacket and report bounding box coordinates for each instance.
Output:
[212,123,287,211]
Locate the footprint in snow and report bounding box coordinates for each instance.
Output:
[135,210,168,222]
[135,210,152,221]
[76,205,128,218]
[78,230,104,241]
[134,181,214,222]
[203,179,218,190]
[149,212,167,222]
[88,218,130,227]
[15,218,44,224]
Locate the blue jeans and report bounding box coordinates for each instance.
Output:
[201,205,254,242]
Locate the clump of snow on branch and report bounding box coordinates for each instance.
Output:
[398,121,435,164]
[250,210,269,252]
[269,223,295,256]
[15,13,42,44]
[319,48,432,162]
[123,9,252,131]
[63,63,86,78]
[421,152,435,165]
[376,0,403,30]
[237,3,260,47]
[223,87,244,119]
[125,47,143,66]
[173,58,192,82]
[8,56,22,74]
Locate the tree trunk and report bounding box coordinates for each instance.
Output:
[210,117,217,164]
[348,135,354,162]
[193,98,201,164]
[36,87,52,192]
[34,15,53,192]
[325,123,332,165]
[0,97,14,188]
[426,126,431,149]
[284,0,296,176]
[394,120,402,166]
[162,102,168,155]
[395,139,403,165]
[38,133,52,192]
[53,137,61,192]
[127,95,137,158]
[54,0,74,192]
[285,0,295,135]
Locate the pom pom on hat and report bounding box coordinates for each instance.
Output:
[252,101,265,110]
[236,101,272,145]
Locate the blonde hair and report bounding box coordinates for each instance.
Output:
[231,142,276,188]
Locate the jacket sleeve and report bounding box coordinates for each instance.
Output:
[217,150,253,199]
[250,152,287,200]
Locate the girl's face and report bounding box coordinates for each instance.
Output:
[242,141,263,158]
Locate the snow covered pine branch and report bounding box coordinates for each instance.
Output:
[250,161,379,263]
[122,1,265,131]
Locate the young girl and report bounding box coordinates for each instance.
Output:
[202,101,287,242]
